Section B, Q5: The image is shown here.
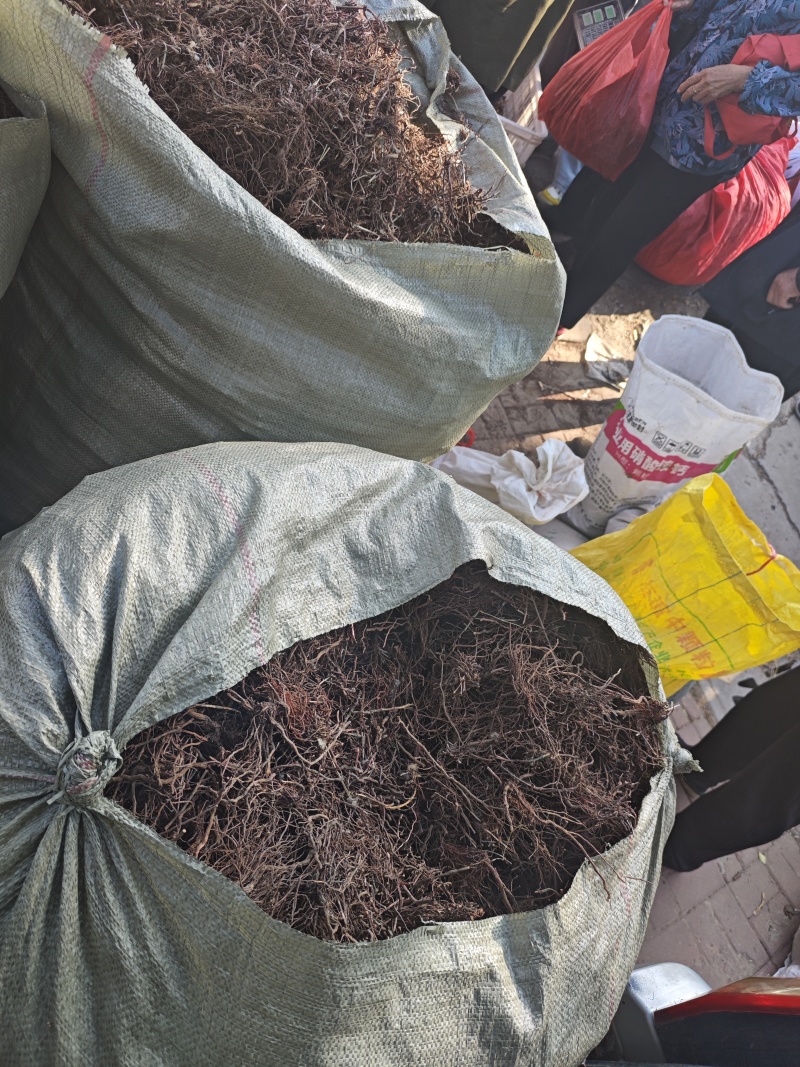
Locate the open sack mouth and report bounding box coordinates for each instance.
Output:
[61,0,519,248]
[109,560,668,944]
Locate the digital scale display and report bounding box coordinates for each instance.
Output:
[573,0,625,48]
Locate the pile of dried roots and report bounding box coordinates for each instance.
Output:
[63,0,504,245]
[110,563,668,943]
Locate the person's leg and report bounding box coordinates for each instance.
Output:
[783,367,800,402]
[560,151,720,327]
[566,147,650,252]
[543,148,583,204]
[687,666,800,792]
[702,307,731,329]
[664,717,800,871]
[546,162,614,236]
[663,667,800,870]
[704,308,798,401]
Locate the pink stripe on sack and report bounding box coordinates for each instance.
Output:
[183,455,267,664]
[82,36,112,199]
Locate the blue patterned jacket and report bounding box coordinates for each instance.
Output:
[651,0,800,177]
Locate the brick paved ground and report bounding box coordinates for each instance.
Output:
[639,685,800,988]
[473,268,800,989]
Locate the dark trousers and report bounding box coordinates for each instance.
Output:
[704,307,800,401]
[663,666,800,872]
[555,148,721,328]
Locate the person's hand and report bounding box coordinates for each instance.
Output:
[667,0,694,11]
[678,64,754,104]
[767,268,800,309]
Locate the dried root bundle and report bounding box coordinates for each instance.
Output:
[63,0,506,245]
[110,563,668,943]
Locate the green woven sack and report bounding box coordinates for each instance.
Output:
[0,442,677,1066]
[0,81,49,300]
[0,0,563,533]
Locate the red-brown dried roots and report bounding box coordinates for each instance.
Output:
[0,86,20,119]
[110,562,668,943]
[62,0,509,246]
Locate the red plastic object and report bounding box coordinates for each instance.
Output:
[636,137,794,286]
[705,34,800,159]
[538,1,672,181]
[655,978,800,1022]
[456,427,476,448]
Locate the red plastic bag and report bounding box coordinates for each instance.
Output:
[705,34,800,158]
[636,138,794,286]
[538,2,672,181]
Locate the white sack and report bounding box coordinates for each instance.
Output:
[567,316,783,537]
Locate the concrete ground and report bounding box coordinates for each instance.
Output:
[473,265,800,990]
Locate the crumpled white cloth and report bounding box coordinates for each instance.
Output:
[432,440,589,525]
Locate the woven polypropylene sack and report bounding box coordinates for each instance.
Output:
[0,0,564,534]
[0,81,50,300]
[0,441,677,1067]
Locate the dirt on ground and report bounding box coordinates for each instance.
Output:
[473,264,707,457]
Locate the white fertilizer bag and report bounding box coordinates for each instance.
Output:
[567,316,783,537]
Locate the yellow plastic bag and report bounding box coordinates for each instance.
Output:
[571,474,800,696]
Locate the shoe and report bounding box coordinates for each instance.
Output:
[537,184,565,208]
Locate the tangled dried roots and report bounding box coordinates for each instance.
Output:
[111,563,668,943]
[63,0,508,246]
